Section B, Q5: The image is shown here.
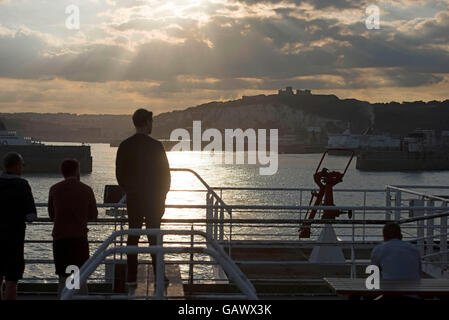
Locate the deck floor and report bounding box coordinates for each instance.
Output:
[135,264,184,299]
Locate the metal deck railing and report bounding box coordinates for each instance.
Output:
[60,229,257,300]
[19,168,449,298]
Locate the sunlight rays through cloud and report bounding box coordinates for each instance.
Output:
[0,0,448,113]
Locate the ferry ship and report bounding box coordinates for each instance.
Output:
[356,130,449,171]
[327,128,400,155]
[0,120,92,174]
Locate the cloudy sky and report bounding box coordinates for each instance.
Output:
[0,0,448,114]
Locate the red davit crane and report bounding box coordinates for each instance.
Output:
[298,149,355,239]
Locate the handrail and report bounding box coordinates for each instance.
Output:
[25,176,449,286]
[30,205,449,224]
[389,185,449,190]
[34,203,449,210]
[42,168,231,218]
[211,187,386,192]
[399,210,449,224]
[387,185,449,203]
[170,168,232,218]
[60,229,257,300]
[211,185,449,192]
[27,215,449,226]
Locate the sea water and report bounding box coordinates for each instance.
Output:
[21,143,449,282]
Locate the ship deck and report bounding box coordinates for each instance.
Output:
[12,169,449,300]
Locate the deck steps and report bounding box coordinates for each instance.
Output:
[236,263,366,280]
[135,264,184,299]
[216,243,374,297]
[223,242,376,260]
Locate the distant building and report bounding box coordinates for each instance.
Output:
[278,87,312,96]
[278,86,294,96]
[296,89,312,96]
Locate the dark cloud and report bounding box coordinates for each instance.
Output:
[0,31,46,77]
[0,1,448,94]
[233,0,368,9]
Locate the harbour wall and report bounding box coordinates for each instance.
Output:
[0,145,92,174]
[356,151,449,171]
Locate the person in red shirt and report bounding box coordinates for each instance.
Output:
[48,159,98,297]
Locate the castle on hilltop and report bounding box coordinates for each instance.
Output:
[278,86,312,96]
[241,86,313,102]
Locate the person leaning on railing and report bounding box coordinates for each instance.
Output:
[0,152,37,300]
[48,159,98,298]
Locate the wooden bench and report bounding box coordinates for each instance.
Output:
[324,277,449,299]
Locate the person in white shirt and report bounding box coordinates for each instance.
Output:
[371,222,422,280]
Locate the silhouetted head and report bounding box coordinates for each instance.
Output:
[133,108,153,135]
[383,222,402,241]
[3,152,24,176]
[61,159,80,180]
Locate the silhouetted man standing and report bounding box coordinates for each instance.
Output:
[0,152,37,300]
[116,109,171,293]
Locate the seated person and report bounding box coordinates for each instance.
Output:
[371,222,422,280]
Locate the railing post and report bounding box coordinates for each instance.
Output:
[213,199,219,241]
[413,200,425,256]
[155,231,165,300]
[206,192,213,241]
[120,216,124,261]
[395,190,402,221]
[229,208,233,258]
[441,203,448,265]
[385,188,392,220]
[219,206,224,242]
[351,212,356,279]
[426,200,434,256]
[188,224,194,285]
[363,192,366,241]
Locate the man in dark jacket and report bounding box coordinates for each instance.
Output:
[48,159,98,297]
[0,152,37,300]
[116,109,171,292]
